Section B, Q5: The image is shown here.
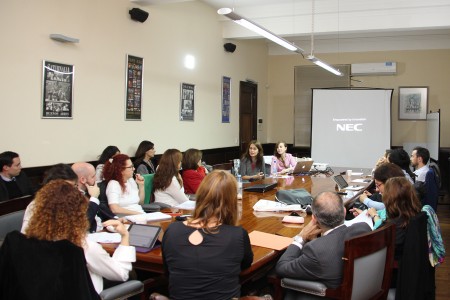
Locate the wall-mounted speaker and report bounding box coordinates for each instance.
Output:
[224,43,236,53]
[129,8,149,23]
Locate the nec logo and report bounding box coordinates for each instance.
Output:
[336,124,363,132]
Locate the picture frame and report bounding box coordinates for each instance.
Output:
[41,60,74,119]
[180,82,195,121]
[125,54,144,121]
[221,76,231,123]
[398,86,428,120]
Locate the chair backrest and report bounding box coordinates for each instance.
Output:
[212,162,233,172]
[143,173,155,204]
[0,231,99,300]
[424,168,439,211]
[0,194,33,216]
[337,223,395,300]
[0,210,25,244]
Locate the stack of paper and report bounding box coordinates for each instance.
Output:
[175,200,196,210]
[253,199,303,212]
[125,212,172,223]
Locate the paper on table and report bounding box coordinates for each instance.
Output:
[249,231,293,250]
[175,200,196,210]
[345,185,365,191]
[351,178,372,183]
[344,210,373,230]
[87,232,121,243]
[351,172,364,176]
[253,199,303,212]
[125,212,172,223]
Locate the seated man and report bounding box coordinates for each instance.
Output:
[276,191,371,289]
[410,146,430,183]
[0,151,34,202]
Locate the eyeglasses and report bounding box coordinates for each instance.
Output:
[124,165,134,169]
[375,182,383,189]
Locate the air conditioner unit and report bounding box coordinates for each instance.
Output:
[351,62,397,76]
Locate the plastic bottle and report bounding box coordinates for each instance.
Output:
[237,174,243,199]
[272,159,278,177]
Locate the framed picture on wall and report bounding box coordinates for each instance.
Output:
[180,82,195,121]
[41,60,74,119]
[221,76,231,123]
[125,54,144,121]
[398,86,428,120]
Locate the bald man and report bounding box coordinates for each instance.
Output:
[72,162,117,232]
[276,191,371,289]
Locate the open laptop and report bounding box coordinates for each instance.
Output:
[128,224,161,253]
[291,160,314,174]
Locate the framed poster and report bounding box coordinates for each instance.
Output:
[42,60,74,119]
[398,86,428,120]
[221,76,231,123]
[180,82,195,121]
[125,54,144,120]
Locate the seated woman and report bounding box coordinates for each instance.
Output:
[271,141,297,174]
[23,180,136,294]
[357,163,405,210]
[239,140,265,181]
[387,148,415,184]
[162,170,253,300]
[154,149,189,207]
[133,140,157,175]
[104,154,145,215]
[181,148,207,194]
[96,145,120,182]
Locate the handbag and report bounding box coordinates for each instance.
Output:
[275,189,313,207]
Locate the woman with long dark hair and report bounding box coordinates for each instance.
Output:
[134,140,156,175]
[96,146,120,181]
[239,140,265,181]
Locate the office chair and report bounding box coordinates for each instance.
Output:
[278,223,395,300]
[0,231,144,300]
[141,173,171,212]
[0,210,25,247]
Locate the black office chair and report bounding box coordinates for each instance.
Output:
[0,231,144,300]
[0,210,25,247]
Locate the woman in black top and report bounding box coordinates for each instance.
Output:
[162,170,253,300]
[133,140,156,175]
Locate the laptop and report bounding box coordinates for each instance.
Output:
[291,160,314,174]
[128,224,161,253]
[244,182,278,193]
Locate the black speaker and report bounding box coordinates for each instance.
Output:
[129,8,149,23]
[224,43,236,53]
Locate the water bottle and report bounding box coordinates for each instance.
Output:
[272,159,278,177]
[237,174,243,199]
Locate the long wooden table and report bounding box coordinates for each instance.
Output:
[103,171,371,283]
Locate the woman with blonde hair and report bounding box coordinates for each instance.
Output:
[162,170,253,300]
[22,180,136,294]
[154,149,189,207]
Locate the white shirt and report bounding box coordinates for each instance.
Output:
[414,165,429,182]
[154,176,189,207]
[106,178,144,213]
[83,237,136,293]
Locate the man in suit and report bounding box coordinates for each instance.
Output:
[0,151,34,202]
[276,191,371,289]
[410,146,430,183]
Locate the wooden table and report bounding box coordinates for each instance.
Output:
[103,171,371,283]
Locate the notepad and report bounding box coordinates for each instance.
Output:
[125,212,172,223]
[249,231,293,250]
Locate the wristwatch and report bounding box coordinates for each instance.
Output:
[293,235,304,246]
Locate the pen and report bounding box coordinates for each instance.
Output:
[337,192,347,195]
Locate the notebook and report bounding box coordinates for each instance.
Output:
[291,160,314,174]
[128,224,161,253]
[244,182,277,193]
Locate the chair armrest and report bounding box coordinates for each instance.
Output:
[153,202,172,209]
[99,280,143,300]
[142,203,161,212]
[281,278,327,297]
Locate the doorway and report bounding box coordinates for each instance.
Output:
[239,81,258,154]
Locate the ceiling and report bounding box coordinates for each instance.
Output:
[134,0,450,55]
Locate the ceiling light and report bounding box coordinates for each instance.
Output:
[218,8,304,53]
[307,55,343,76]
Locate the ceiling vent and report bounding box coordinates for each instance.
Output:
[351,62,397,76]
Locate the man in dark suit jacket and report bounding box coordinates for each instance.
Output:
[0,151,34,202]
[276,191,371,289]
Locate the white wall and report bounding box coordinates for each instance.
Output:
[0,0,269,167]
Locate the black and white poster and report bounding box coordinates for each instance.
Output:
[180,82,195,121]
[42,60,74,119]
[125,54,143,120]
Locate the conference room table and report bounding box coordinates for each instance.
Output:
[102,169,372,284]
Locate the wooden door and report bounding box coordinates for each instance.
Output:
[239,81,258,154]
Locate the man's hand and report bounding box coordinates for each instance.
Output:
[85,183,100,198]
[299,219,322,242]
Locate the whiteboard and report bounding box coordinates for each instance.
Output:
[427,111,440,160]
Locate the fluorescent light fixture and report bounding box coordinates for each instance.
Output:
[307,55,343,76]
[218,8,304,54]
[184,55,195,69]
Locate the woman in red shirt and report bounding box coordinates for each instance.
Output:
[181,148,207,194]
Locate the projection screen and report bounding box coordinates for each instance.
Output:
[311,88,393,169]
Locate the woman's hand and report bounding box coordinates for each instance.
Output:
[103,219,129,236]
[135,173,145,186]
[367,207,377,218]
[350,207,362,217]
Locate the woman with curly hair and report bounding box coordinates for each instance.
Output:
[181,148,207,194]
[162,170,253,300]
[96,145,120,181]
[133,140,157,175]
[24,180,136,293]
[240,140,265,181]
[104,153,145,215]
[154,149,189,207]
